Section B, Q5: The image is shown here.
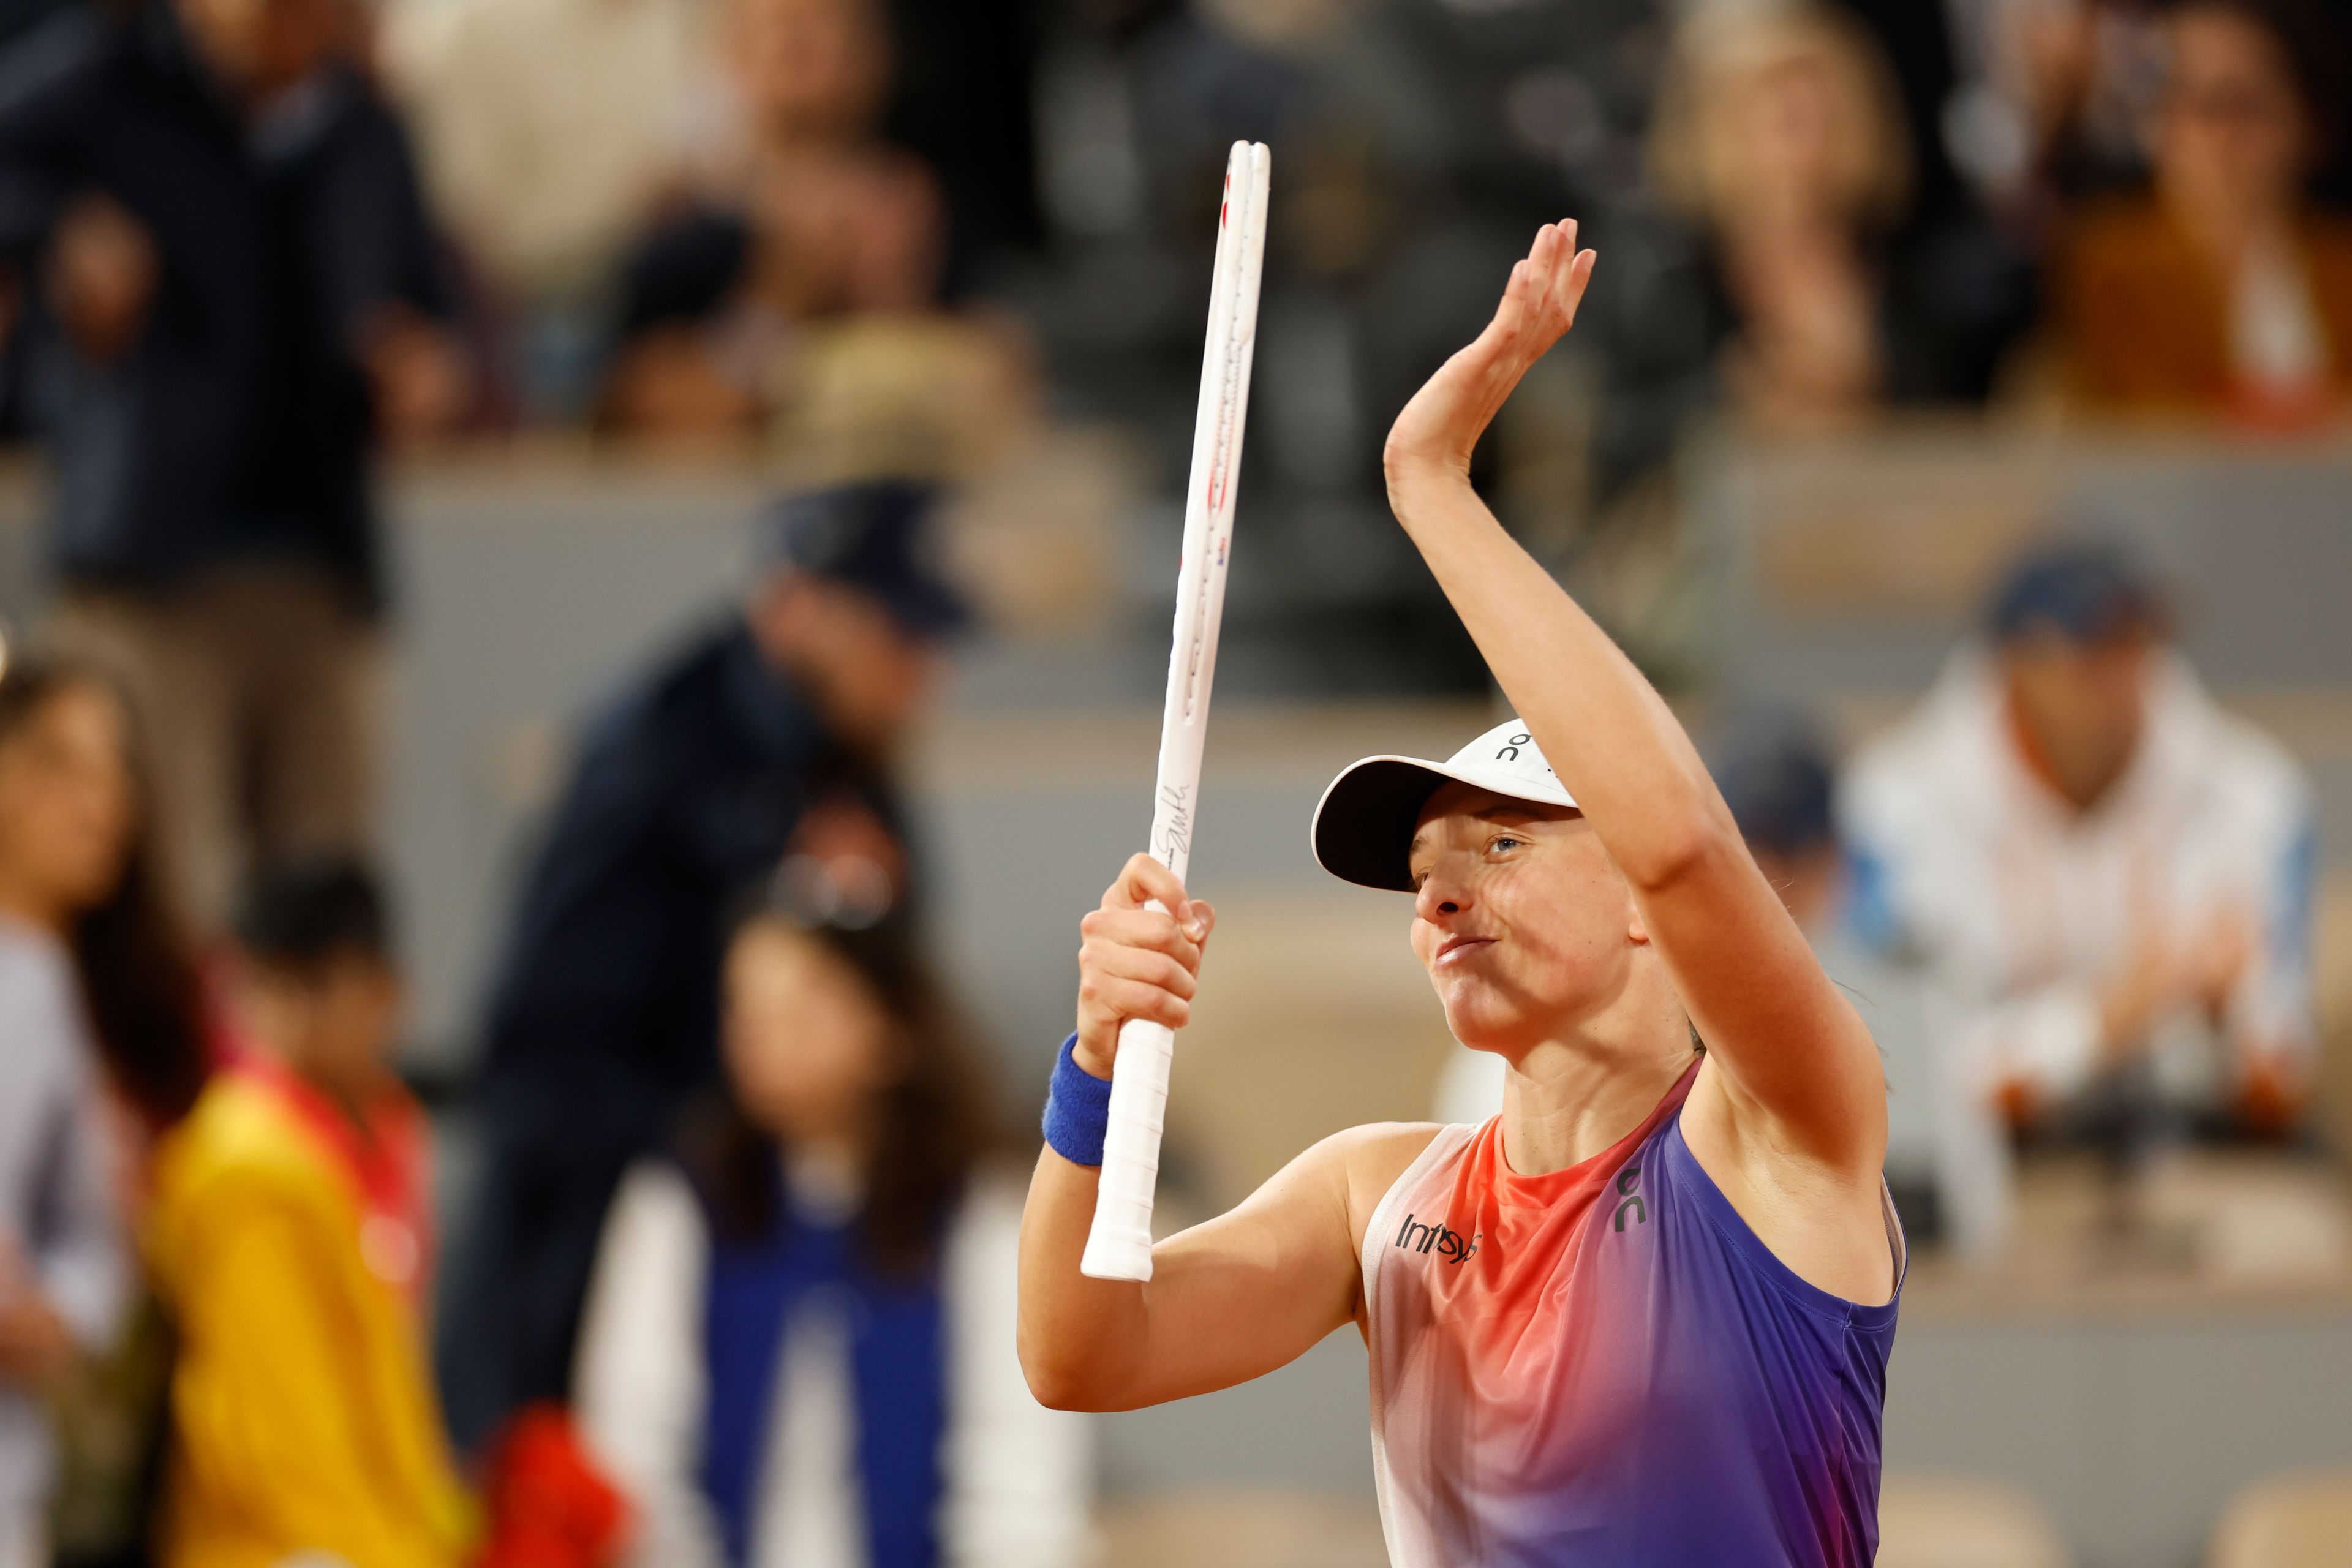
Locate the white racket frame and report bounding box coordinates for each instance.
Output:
[1080,141,1271,1283]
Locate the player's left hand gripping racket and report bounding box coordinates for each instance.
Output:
[1080,141,1271,1283]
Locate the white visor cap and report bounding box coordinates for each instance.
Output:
[1311,718,1580,892]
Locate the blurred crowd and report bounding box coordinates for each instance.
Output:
[0,480,1090,1568]
[0,0,2341,1563]
[0,0,2339,678]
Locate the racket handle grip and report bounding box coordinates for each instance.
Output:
[1080,1016,1175,1281]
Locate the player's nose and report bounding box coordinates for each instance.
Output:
[1414,859,1472,923]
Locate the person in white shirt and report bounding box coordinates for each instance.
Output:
[574,877,1090,1568]
[0,657,157,1568]
[1841,543,2317,1257]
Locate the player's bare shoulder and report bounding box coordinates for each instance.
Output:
[1311,1121,1449,1254]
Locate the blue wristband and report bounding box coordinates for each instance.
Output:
[1041,1033,1114,1167]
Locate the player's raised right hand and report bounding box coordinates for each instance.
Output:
[1074,853,1216,1078]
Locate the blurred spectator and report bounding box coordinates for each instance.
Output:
[2052,0,2352,422]
[1940,0,2171,223]
[0,0,466,929]
[0,0,72,56]
[439,481,968,1453]
[873,0,1041,286]
[1824,0,2045,404]
[0,653,208,1568]
[1642,2,1928,432]
[0,652,209,1134]
[574,901,1088,1568]
[1566,1,1947,682]
[0,655,143,1568]
[598,0,946,448]
[1841,543,2317,1258]
[149,858,472,1567]
[383,0,703,310]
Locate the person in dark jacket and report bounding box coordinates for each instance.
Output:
[0,0,464,927]
[437,478,968,1452]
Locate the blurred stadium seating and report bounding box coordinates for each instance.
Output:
[1877,1475,2072,1568]
[2209,1472,2352,1567]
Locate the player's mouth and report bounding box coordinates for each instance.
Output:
[1433,934,1496,968]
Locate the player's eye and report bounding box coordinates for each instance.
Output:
[1489,835,1523,854]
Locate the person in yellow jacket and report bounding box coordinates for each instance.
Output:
[147,859,474,1568]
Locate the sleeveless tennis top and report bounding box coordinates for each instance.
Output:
[1361,1060,1904,1567]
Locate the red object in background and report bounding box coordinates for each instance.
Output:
[474,1404,632,1568]
[2225,376,2340,434]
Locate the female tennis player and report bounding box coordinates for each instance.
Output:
[1019,221,1901,1566]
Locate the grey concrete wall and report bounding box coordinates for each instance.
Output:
[1885,1306,2352,1568]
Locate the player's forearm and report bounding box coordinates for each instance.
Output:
[1385,464,1733,889]
[1016,1148,1157,1411]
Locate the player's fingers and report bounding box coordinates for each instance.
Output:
[1536,221,1578,316]
[1107,851,1193,922]
[1080,906,1203,972]
[1084,940,1200,1001]
[1079,973,1192,1033]
[1185,900,1216,946]
[1523,225,1559,293]
[1498,224,1571,356]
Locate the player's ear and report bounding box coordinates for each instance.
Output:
[1626,903,1653,946]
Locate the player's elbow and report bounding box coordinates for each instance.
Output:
[1016,1302,1110,1411]
[1020,1365,1091,1413]
[1614,812,1731,895]
[1017,1340,1115,1413]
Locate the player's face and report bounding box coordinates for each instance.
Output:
[723,920,901,1144]
[1406,783,1642,1055]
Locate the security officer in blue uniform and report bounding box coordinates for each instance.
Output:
[438,480,968,1449]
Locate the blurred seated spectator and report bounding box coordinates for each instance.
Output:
[2052,0,2352,424]
[0,653,209,1567]
[574,897,1088,1568]
[0,0,466,929]
[1642,2,1929,432]
[0,650,209,1137]
[597,0,946,450]
[437,481,967,1454]
[0,655,144,1568]
[1841,543,2316,1259]
[1939,0,2172,226]
[382,0,703,312]
[149,859,473,1567]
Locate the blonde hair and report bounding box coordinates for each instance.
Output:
[1649,2,1912,232]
